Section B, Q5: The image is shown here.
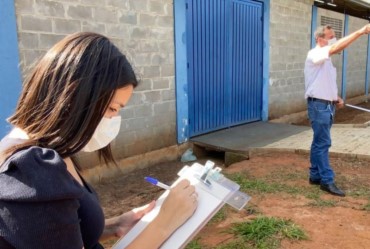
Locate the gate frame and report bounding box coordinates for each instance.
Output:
[0,0,22,138]
[174,0,270,143]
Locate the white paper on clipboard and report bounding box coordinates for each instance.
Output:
[112,162,235,249]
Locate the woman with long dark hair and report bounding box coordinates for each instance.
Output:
[0,32,197,249]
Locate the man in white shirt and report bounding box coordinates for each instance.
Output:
[304,24,370,197]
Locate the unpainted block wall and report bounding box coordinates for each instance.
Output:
[346,16,368,98]
[269,0,369,119]
[14,0,178,169]
[12,0,370,172]
[317,8,368,100]
[268,0,313,119]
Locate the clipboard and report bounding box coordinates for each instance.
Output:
[112,161,251,249]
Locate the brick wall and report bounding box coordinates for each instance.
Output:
[269,0,369,119]
[317,9,368,100]
[13,0,370,172]
[268,0,313,119]
[14,0,178,169]
[346,16,368,98]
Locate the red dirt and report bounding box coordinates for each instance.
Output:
[94,102,370,249]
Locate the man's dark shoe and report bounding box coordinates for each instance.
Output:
[320,183,345,197]
[309,178,321,185]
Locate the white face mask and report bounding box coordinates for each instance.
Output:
[82,116,121,152]
[327,37,337,46]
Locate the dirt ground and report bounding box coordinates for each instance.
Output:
[94,102,370,249]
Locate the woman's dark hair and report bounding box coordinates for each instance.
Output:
[4,32,138,164]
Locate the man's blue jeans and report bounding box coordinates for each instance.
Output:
[307,100,335,184]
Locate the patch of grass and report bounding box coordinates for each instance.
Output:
[215,238,254,249]
[304,189,338,207]
[229,173,277,193]
[348,188,370,199]
[227,172,347,210]
[228,173,308,196]
[210,206,228,223]
[245,204,262,215]
[232,216,308,249]
[304,189,321,200]
[361,202,370,211]
[266,169,307,182]
[307,199,337,207]
[185,238,203,249]
[336,175,370,199]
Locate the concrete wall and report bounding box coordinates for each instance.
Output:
[14,0,179,170]
[268,1,369,119]
[317,9,368,100]
[346,16,368,98]
[268,0,313,119]
[11,0,370,176]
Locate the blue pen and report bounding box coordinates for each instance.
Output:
[145,177,171,190]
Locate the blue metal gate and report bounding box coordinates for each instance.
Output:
[186,0,263,137]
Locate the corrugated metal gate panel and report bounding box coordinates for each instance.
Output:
[187,0,263,137]
[231,0,263,124]
[187,0,228,135]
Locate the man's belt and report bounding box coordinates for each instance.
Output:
[307,97,338,105]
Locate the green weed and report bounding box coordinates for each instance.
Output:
[245,204,262,215]
[231,216,308,249]
[210,207,228,223]
[304,190,321,200]
[308,199,337,207]
[362,202,370,211]
[215,238,254,249]
[185,238,203,249]
[348,188,370,199]
[228,173,305,196]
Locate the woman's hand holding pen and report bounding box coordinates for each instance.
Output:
[124,179,198,248]
[154,179,198,236]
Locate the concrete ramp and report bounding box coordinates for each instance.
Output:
[190,121,310,153]
[191,121,370,162]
